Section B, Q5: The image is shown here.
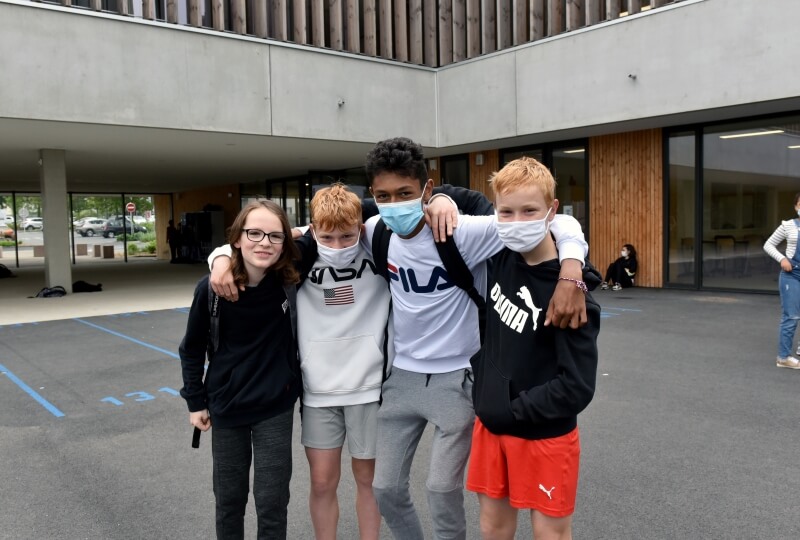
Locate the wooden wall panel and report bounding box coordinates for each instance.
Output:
[439,0,453,66]
[364,0,378,55]
[428,158,442,186]
[395,0,410,61]
[292,1,305,43]
[409,0,424,63]
[330,0,344,51]
[423,0,438,66]
[346,0,361,52]
[466,0,480,57]
[589,129,663,288]
[468,150,500,200]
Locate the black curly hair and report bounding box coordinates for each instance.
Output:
[365,137,429,188]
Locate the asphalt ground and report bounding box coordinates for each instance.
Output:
[1,287,799,539]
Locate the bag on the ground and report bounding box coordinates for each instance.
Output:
[73,280,103,293]
[30,285,67,298]
[0,264,15,279]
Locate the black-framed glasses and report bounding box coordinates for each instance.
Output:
[243,229,287,244]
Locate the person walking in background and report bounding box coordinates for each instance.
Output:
[179,201,302,539]
[764,192,800,370]
[167,219,180,262]
[601,244,637,290]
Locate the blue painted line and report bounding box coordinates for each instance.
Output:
[0,363,65,418]
[73,318,180,359]
[174,307,190,314]
[0,322,39,330]
[602,307,643,312]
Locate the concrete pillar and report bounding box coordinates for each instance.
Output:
[39,149,73,290]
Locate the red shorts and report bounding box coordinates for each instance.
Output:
[466,419,580,517]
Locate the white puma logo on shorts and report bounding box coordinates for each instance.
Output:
[539,484,555,500]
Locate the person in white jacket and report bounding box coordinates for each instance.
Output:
[764,192,800,370]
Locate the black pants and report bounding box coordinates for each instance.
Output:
[211,407,294,540]
[605,260,634,288]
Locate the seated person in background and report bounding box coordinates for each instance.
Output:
[601,243,637,290]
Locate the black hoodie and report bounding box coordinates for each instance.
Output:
[471,250,601,440]
[179,273,300,429]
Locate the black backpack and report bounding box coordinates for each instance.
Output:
[371,219,487,343]
[0,264,14,279]
[30,285,67,298]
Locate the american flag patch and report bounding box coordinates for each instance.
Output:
[323,285,354,306]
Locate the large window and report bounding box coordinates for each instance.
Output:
[667,114,800,291]
[441,155,470,189]
[666,131,696,285]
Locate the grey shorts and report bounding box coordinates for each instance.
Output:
[301,402,379,459]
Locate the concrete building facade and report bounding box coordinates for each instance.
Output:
[1,0,798,292]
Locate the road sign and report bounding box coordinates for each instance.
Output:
[126,202,136,213]
[19,207,29,219]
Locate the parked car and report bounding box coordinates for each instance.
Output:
[76,218,107,237]
[3,215,14,225]
[22,217,43,231]
[102,216,146,238]
[1,224,15,239]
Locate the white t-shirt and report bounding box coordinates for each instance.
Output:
[364,214,586,374]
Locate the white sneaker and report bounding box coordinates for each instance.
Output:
[612,284,622,291]
[776,356,800,369]
[600,282,609,290]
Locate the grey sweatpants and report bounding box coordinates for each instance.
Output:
[372,367,475,540]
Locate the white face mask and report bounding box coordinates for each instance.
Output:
[495,208,552,253]
[314,231,362,268]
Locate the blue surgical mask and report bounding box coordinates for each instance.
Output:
[377,197,425,236]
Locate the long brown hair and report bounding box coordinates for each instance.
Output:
[227,200,300,287]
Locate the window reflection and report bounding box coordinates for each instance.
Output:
[700,117,800,290]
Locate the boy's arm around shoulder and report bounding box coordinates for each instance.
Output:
[546,214,591,329]
[510,298,601,425]
[179,278,212,413]
[208,244,241,300]
[433,184,494,216]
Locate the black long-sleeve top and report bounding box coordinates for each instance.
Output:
[179,272,300,429]
[471,250,601,440]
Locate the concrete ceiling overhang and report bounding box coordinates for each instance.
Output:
[0,117,378,193]
[2,99,799,195]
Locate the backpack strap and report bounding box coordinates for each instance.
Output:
[207,281,220,358]
[282,283,298,340]
[434,237,486,311]
[371,218,393,283]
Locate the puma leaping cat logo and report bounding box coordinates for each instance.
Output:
[539,484,555,500]
[517,286,542,331]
